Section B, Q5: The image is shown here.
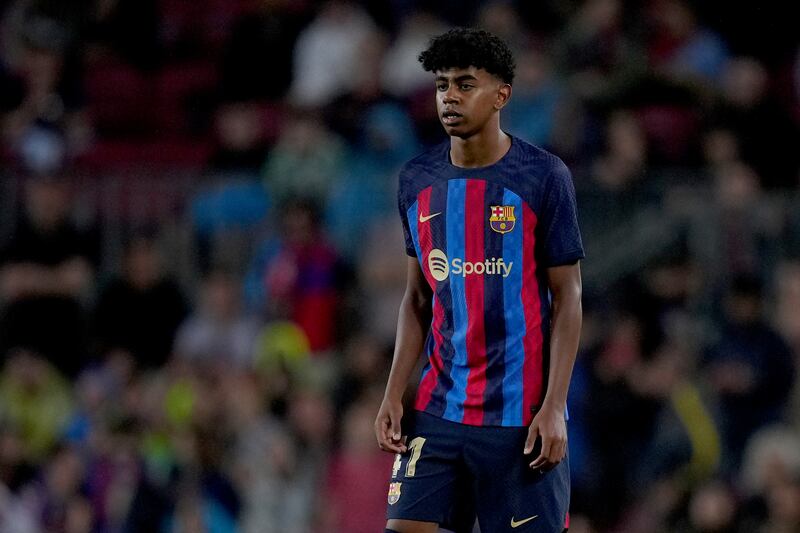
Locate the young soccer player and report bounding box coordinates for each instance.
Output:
[375,28,584,532]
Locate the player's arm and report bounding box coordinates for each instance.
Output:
[526,262,582,470]
[375,256,432,454]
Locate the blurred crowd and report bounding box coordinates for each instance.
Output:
[0,0,799,532]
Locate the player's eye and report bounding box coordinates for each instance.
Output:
[460,84,473,91]
[436,83,448,91]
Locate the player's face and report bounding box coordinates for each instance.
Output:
[434,67,510,138]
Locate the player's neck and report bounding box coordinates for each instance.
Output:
[449,126,511,169]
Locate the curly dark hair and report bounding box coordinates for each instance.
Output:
[418,28,516,84]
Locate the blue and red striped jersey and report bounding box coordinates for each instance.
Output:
[398,136,584,427]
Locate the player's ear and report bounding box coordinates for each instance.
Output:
[494,83,512,110]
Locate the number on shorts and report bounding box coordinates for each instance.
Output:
[405,437,426,477]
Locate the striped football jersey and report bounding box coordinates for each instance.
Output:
[398,136,584,427]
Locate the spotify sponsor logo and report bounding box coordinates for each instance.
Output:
[427,249,513,281]
[428,249,450,281]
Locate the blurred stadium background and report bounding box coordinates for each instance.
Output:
[0,0,799,532]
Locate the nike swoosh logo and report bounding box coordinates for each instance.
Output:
[510,515,539,528]
[419,212,442,223]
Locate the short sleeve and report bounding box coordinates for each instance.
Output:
[397,170,417,257]
[539,159,584,266]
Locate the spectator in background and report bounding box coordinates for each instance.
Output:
[0,176,96,377]
[163,479,239,533]
[774,260,800,356]
[85,0,161,72]
[0,3,92,172]
[173,270,261,370]
[710,57,800,188]
[0,479,38,533]
[581,311,662,527]
[232,381,332,532]
[134,365,243,528]
[380,8,446,100]
[355,217,408,343]
[0,422,37,495]
[759,474,800,533]
[288,0,378,108]
[17,443,87,531]
[555,0,646,102]
[322,389,393,533]
[704,275,796,473]
[193,102,273,272]
[262,111,347,206]
[252,320,314,418]
[227,375,306,533]
[794,47,800,110]
[0,350,73,462]
[700,126,741,173]
[183,425,242,524]
[82,417,168,532]
[590,110,648,192]
[774,260,800,430]
[645,0,730,86]
[207,102,271,176]
[681,480,739,533]
[738,426,800,532]
[689,161,781,290]
[502,43,565,149]
[217,0,307,103]
[323,29,390,144]
[476,2,528,50]
[634,246,706,355]
[93,228,188,369]
[282,385,334,528]
[578,109,655,244]
[245,198,342,352]
[62,366,116,447]
[551,0,648,163]
[635,343,721,486]
[325,102,417,258]
[331,334,389,417]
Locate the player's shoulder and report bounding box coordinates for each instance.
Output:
[397,140,450,201]
[511,136,571,180]
[399,140,450,177]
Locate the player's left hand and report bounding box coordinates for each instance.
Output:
[524,403,567,471]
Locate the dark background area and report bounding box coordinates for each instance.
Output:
[0,1,799,531]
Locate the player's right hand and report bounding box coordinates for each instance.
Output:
[375,398,407,453]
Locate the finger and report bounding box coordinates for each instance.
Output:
[388,411,406,452]
[378,416,391,442]
[389,412,402,442]
[523,425,539,455]
[384,416,394,440]
[376,416,400,452]
[379,439,405,454]
[376,427,386,449]
[377,423,404,453]
[540,461,558,472]
[557,439,567,462]
[530,437,552,469]
[536,439,566,471]
[549,446,562,469]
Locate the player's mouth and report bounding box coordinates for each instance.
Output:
[441,110,463,125]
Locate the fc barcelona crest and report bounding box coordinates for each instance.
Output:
[388,482,402,505]
[489,205,516,234]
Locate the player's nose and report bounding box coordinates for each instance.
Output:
[442,87,459,103]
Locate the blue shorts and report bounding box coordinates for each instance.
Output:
[386,411,570,532]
